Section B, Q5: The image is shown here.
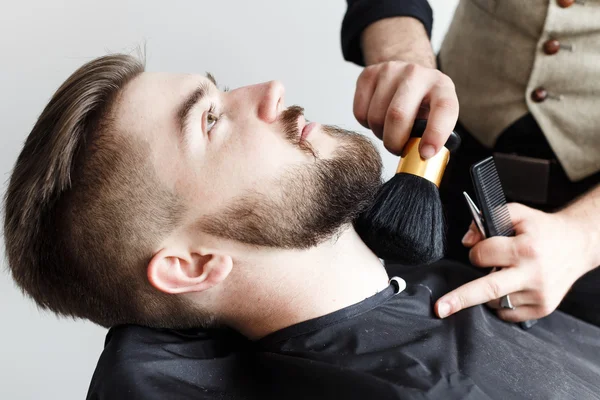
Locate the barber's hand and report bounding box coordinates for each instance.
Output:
[435,203,595,323]
[353,60,459,158]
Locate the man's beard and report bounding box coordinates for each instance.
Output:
[199,106,383,249]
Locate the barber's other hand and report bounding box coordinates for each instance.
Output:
[435,203,595,323]
[353,61,459,159]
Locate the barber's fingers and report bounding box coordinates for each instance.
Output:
[366,71,402,140]
[354,66,379,130]
[468,236,521,268]
[496,305,545,323]
[504,203,546,236]
[462,221,484,248]
[353,61,458,157]
[489,289,559,322]
[435,267,525,318]
[486,290,536,309]
[416,78,459,159]
[463,204,539,248]
[381,75,433,155]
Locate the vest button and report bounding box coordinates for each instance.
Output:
[543,39,561,55]
[531,88,548,103]
[557,0,575,7]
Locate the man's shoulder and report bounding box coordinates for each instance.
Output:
[86,324,253,400]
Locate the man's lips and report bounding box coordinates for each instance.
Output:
[302,122,318,141]
[297,115,318,142]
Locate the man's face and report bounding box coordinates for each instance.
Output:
[115,72,382,249]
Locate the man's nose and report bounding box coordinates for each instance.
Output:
[256,80,285,123]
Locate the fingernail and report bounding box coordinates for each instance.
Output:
[420,144,436,159]
[462,230,474,245]
[438,301,451,318]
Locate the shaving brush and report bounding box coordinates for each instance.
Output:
[355,120,461,265]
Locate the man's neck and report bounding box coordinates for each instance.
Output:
[217,226,390,340]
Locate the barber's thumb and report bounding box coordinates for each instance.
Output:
[419,142,437,159]
[461,222,481,247]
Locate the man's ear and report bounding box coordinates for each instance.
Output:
[147,248,233,294]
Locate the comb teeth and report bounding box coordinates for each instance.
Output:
[473,158,514,237]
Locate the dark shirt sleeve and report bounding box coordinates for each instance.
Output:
[341,0,433,66]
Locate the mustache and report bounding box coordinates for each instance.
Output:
[280,105,304,142]
[279,105,317,157]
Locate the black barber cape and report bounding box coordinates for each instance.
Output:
[87,261,600,400]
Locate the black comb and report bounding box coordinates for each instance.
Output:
[470,156,537,330]
[470,157,514,238]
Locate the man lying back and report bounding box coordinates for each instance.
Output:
[4,54,600,400]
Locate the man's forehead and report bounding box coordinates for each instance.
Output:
[118,72,208,114]
[114,72,209,135]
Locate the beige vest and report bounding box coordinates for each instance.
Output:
[439,0,600,181]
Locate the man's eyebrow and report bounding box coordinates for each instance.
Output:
[206,72,218,87]
[176,73,219,137]
[207,72,229,92]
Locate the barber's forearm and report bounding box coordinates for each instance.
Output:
[360,17,436,68]
[558,184,600,270]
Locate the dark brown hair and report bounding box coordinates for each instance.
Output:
[4,54,211,328]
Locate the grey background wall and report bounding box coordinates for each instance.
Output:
[0,1,458,398]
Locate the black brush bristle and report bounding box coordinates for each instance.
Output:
[354,173,445,265]
[353,120,459,265]
[471,158,514,237]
